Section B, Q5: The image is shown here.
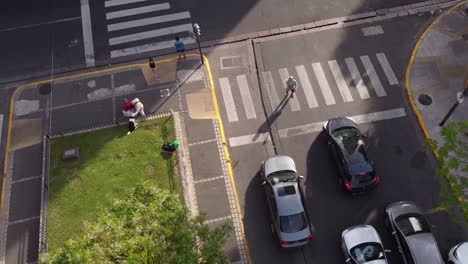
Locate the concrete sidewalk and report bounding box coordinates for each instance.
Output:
[407,1,467,206]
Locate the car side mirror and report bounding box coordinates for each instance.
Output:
[361,134,367,139]
[261,181,266,185]
[431,225,437,229]
[392,231,396,235]
[345,258,351,263]
[384,249,391,253]
[299,175,304,180]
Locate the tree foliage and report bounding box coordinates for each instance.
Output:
[42,183,232,264]
[427,120,468,221]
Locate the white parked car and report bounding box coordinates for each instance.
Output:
[449,242,468,264]
[341,225,390,264]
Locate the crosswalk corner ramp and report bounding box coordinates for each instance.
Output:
[141,59,177,85]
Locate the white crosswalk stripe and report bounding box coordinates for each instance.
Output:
[295,65,318,108]
[262,71,281,111]
[360,55,387,97]
[345,57,371,99]
[104,1,192,58]
[278,68,301,112]
[236,75,257,120]
[328,60,353,102]
[219,78,239,122]
[312,62,336,105]
[376,53,399,85]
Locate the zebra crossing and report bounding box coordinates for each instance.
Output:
[218,52,399,123]
[104,0,195,58]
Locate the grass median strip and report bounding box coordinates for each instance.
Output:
[47,117,177,253]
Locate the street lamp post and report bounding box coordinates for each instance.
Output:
[193,23,204,64]
[439,84,468,127]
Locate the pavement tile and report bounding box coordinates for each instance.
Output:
[208,220,241,262]
[195,179,231,220]
[114,69,147,92]
[8,177,41,222]
[189,141,223,182]
[52,75,111,107]
[410,61,443,90]
[6,218,40,263]
[184,117,215,143]
[12,143,42,182]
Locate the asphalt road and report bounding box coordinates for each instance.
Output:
[0,0,429,83]
[206,14,468,263]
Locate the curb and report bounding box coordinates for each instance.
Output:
[404,0,467,213]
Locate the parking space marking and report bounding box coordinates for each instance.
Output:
[361,55,387,97]
[194,175,225,184]
[219,77,239,122]
[345,57,371,99]
[229,133,271,147]
[278,68,301,112]
[204,215,233,224]
[312,62,336,105]
[188,138,217,146]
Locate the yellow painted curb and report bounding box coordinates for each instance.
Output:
[204,55,252,263]
[0,57,180,211]
[404,1,467,206]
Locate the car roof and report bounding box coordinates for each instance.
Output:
[406,233,443,264]
[273,183,304,216]
[342,225,382,249]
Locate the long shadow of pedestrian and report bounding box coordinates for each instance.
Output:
[253,94,291,141]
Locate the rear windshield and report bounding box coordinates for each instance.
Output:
[280,212,307,233]
[350,242,385,264]
[395,214,430,236]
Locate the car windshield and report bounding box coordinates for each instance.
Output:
[395,214,430,236]
[267,170,296,185]
[331,127,361,143]
[280,212,307,233]
[350,242,385,263]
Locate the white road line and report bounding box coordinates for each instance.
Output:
[109,23,192,45]
[345,58,370,99]
[105,0,147,8]
[107,12,191,31]
[0,17,81,32]
[328,60,353,102]
[376,53,399,85]
[0,114,3,147]
[218,78,239,122]
[229,133,270,147]
[278,68,301,112]
[361,25,384,36]
[194,175,225,184]
[229,108,406,147]
[106,3,170,20]
[237,75,256,120]
[262,71,281,110]
[279,108,406,138]
[295,65,318,108]
[80,0,95,67]
[204,215,232,224]
[188,138,217,146]
[110,37,195,58]
[360,55,387,97]
[312,63,336,105]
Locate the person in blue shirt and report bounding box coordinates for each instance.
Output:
[174,36,186,60]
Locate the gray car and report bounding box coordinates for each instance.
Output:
[261,155,313,247]
[341,225,390,264]
[385,201,444,264]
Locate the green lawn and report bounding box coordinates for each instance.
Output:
[47,117,177,252]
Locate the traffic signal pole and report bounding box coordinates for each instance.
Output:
[193,23,204,64]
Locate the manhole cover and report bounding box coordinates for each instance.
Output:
[160,89,170,97]
[39,83,51,95]
[418,94,432,105]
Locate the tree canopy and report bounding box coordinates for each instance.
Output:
[43,183,232,264]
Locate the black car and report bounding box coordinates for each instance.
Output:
[323,117,378,192]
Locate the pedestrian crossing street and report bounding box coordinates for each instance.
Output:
[218,52,399,123]
[104,0,195,58]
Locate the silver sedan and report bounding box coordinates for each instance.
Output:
[341,225,389,264]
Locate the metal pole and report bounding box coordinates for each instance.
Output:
[196,33,204,64]
[439,88,468,127]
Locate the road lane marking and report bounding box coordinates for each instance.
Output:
[110,38,195,58]
[105,0,147,7]
[278,68,301,112]
[237,75,256,120]
[204,215,233,224]
[81,0,95,67]
[218,78,239,122]
[328,60,353,102]
[376,53,399,85]
[194,175,225,184]
[107,12,191,31]
[0,17,81,32]
[360,55,387,97]
[361,25,384,36]
[106,3,170,20]
[345,57,370,99]
[262,71,281,111]
[0,114,3,147]
[295,65,318,108]
[109,23,192,45]
[312,62,336,105]
[228,108,406,147]
[229,133,270,147]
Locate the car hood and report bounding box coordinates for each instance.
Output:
[264,156,296,176]
[342,225,381,249]
[280,226,311,242]
[406,233,443,263]
[326,117,357,133]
